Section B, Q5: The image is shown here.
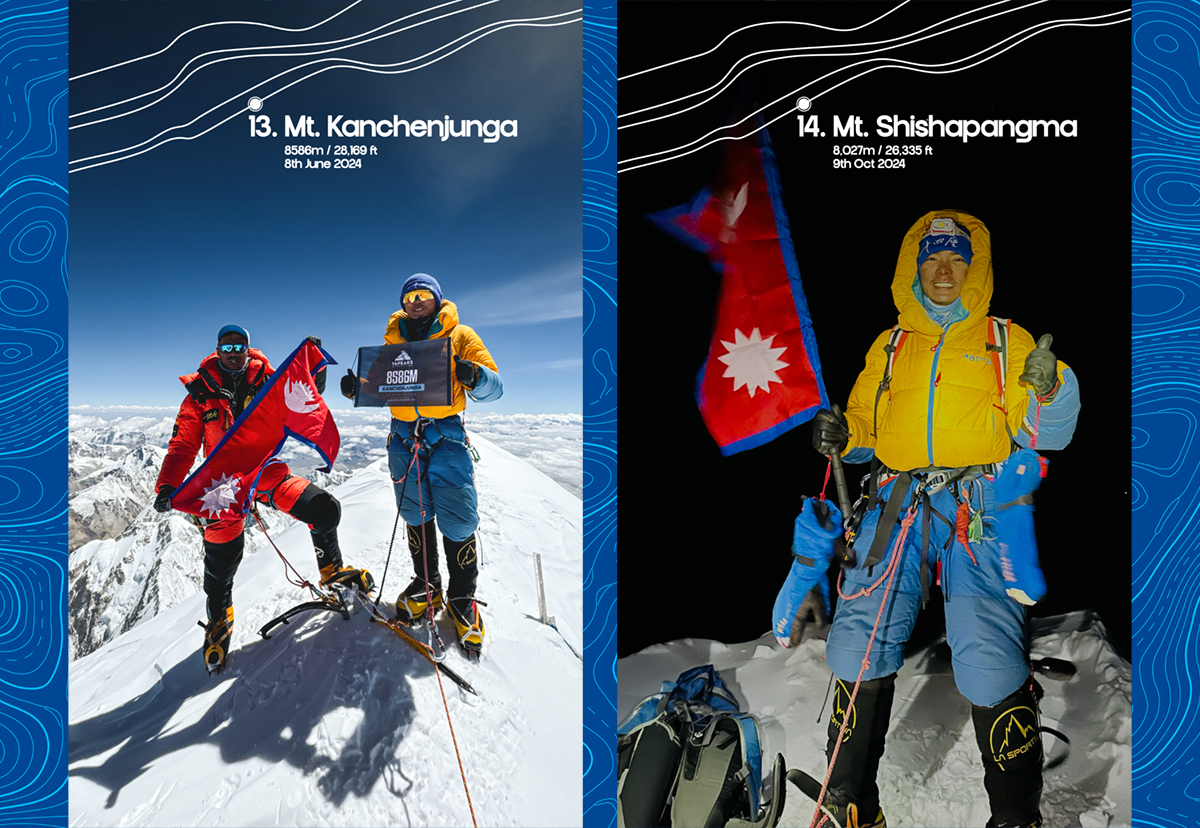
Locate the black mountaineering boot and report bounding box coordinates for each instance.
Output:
[396,519,442,621]
[200,535,245,673]
[444,533,479,599]
[822,674,895,827]
[445,534,483,653]
[972,676,1044,828]
[407,519,440,584]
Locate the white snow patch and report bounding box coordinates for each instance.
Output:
[618,612,1130,828]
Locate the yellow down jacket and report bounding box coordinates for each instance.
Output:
[384,300,499,422]
[842,210,1069,471]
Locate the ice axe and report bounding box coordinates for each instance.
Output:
[826,403,854,531]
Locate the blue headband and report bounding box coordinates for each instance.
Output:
[916,217,973,269]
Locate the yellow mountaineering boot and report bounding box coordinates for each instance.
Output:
[447,595,485,655]
[396,576,443,623]
[201,606,235,673]
[821,801,887,828]
[319,564,375,594]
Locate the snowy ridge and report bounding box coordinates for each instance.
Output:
[70,433,583,826]
[67,411,580,661]
[68,407,583,498]
[618,611,1130,828]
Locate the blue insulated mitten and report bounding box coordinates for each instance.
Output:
[992,448,1048,606]
[773,497,842,647]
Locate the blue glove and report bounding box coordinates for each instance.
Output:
[992,448,1047,606]
[772,497,842,647]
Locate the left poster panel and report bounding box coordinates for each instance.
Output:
[0,0,69,823]
[67,2,583,826]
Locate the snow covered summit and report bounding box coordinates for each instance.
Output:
[619,611,1130,828]
[69,433,583,827]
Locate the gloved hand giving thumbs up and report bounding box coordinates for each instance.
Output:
[1018,333,1058,399]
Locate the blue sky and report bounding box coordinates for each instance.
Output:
[68,1,582,414]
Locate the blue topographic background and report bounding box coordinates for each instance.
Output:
[1132,3,1200,827]
[0,0,68,825]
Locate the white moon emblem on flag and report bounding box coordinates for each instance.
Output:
[200,473,241,517]
[717,328,789,397]
[285,379,319,413]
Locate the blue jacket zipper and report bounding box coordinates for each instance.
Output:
[926,332,946,465]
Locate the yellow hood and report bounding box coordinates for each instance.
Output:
[892,209,992,338]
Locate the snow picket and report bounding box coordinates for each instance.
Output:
[70,433,582,827]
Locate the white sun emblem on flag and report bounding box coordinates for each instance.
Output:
[199,473,241,517]
[285,378,319,414]
[717,328,789,397]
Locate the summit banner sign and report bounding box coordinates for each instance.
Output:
[353,340,452,408]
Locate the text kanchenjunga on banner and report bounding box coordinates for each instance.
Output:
[352,340,452,408]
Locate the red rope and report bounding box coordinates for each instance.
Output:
[410,434,476,824]
[811,504,917,828]
[434,658,478,827]
[254,510,318,594]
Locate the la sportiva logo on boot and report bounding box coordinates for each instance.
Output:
[989,706,1040,769]
[830,680,859,742]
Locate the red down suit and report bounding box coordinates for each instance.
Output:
[156,348,308,544]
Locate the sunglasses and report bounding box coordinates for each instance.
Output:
[403,289,436,304]
[218,343,248,354]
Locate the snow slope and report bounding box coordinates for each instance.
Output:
[618,612,1130,828]
[69,433,582,827]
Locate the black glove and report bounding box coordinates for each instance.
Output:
[306,335,321,348]
[340,369,357,400]
[811,405,850,456]
[1018,333,1058,398]
[454,356,479,390]
[154,486,175,513]
[788,585,831,646]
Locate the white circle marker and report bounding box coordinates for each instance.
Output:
[796,97,812,113]
[248,97,264,112]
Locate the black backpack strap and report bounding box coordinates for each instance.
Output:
[863,471,912,570]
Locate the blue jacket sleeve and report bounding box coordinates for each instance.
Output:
[1014,366,1079,450]
[468,364,503,403]
[843,446,875,464]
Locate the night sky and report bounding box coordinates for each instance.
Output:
[69,1,582,414]
[618,3,1130,660]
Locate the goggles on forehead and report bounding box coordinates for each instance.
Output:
[403,289,436,304]
[218,343,248,354]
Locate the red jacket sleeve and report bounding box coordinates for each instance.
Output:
[155,396,204,492]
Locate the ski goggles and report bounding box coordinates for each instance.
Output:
[403,289,436,304]
[218,343,248,354]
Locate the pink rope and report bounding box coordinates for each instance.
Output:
[810,504,918,828]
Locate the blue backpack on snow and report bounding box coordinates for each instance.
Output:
[617,665,786,828]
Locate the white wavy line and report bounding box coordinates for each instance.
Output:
[69,0,365,81]
[617,16,1130,174]
[619,0,1036,120]
[622,3,1133,132]
[71,0,496,120]
[68,17,582,174]
[70,7,580,136]
[617,0,912,81]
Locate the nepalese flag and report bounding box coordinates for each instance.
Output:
[649,123,828,455]
[170,340,340,520]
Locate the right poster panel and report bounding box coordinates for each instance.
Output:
[617,4,1132,827]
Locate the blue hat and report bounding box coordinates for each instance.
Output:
[401,273,443,306]
[217,323,250,342]
[916,217,973,269]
